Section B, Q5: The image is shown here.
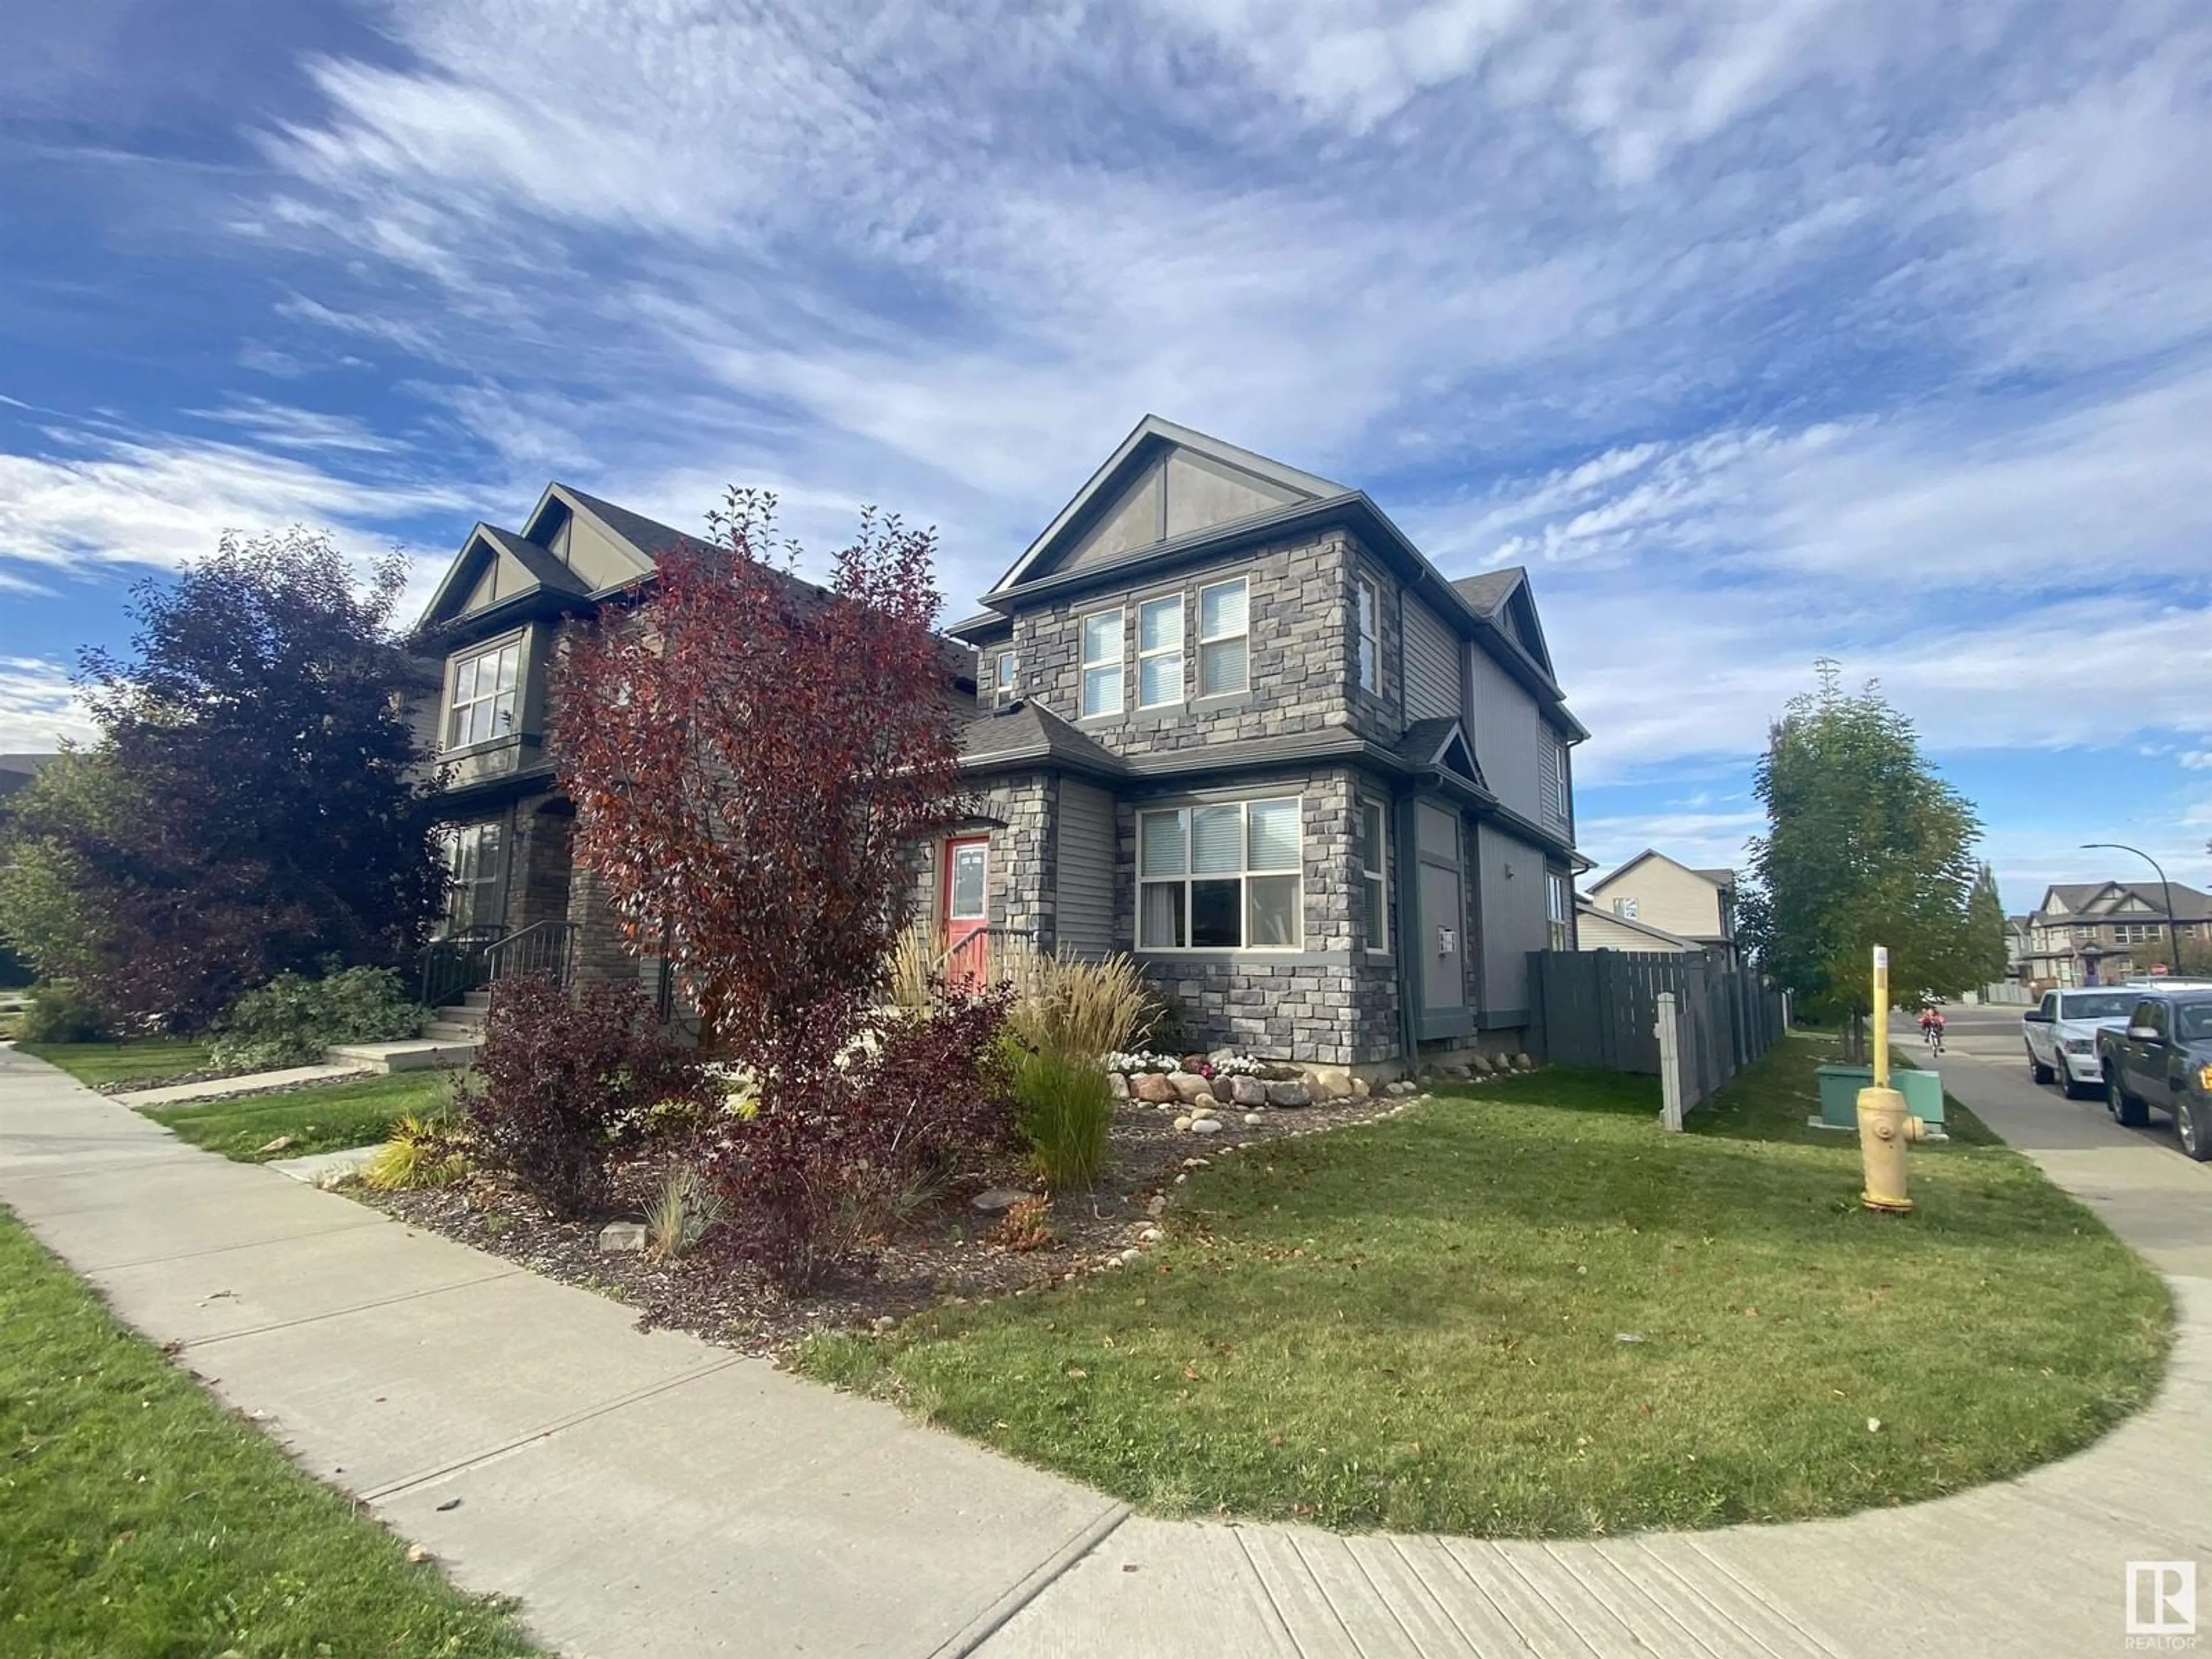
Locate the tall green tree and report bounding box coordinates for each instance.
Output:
[1967,861,2010,988]
[0,529,448,1025]
[1738,662,1987,1046]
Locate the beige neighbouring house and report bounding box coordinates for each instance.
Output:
[1584,850,1739,968]
[1574,897,1703,954]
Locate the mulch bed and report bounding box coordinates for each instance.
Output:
[99,1065,273,1097]
[358,1087,1428,1357]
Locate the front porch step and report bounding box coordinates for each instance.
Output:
[325,1039,479,1074]
[459,989,492,1011]
[425,1020,482,1043]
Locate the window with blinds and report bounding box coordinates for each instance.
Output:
[1081,609,1123,717]
[1359,797,1389,953]
[1196,578,1249,696]
[1137,796,1301,949]
[1137,594,1183,708]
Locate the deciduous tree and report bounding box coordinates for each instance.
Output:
[0,529,448,1024]
[1740,662,1987,1049]
[550,490,967,1079]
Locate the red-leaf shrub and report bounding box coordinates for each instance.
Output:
[467,974,721,1218]
[711,990,1014,1285]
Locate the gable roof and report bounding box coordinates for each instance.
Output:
[1449,567,1556,679]
[2037,880,2212,922]
[1393,716,1485,787]
[992,415,1347,593]
[536,486,714,563]
[1589,849,1734,894]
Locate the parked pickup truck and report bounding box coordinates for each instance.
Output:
[2096,988,2212,1160]
[2022,988,2140,1099]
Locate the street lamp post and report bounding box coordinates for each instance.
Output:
[2082,841,2180,978]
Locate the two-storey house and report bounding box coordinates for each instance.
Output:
[927,417,1589,1078]
[1584,851,1739,969]
[2020,880,2212,988]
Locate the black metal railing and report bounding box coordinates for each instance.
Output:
[484,920,578,988]
[419,925,506,1008]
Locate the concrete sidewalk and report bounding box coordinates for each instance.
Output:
[3,1037,2207,1657]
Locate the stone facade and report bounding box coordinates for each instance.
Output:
[1008,530,1358,758]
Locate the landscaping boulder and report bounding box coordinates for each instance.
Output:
[597,1222,647,1253]
[1350,1076,1371,1099]
[970,1188,1029,1213]
[1227,1074,1270,1107]
[1168,1071,1214,1104]
[1173,1115,1194,1132]
[1190,1118,1223,1135]
[1385,1080,1418,1097]
[1266,1080,1312,1108]
[1512,1052,1535,1071]
[1132,1072,1180,1105]
[1466,1053,1494,1075]
[1107,1071,1130,1101]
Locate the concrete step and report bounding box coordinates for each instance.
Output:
[425,1020,483,1042]
[325,1039,479,1074]
[460,989,492,1010]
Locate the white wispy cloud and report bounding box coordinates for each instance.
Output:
[0,658,97,752]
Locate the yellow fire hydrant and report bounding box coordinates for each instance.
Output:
[1857,945,1923,1214]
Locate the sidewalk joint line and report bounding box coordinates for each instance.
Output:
[1233,1526,1309,1658]
[179,1267,527,1349]
[1677,1537,1849,1659]
[81,1216,391,1274]
[925,1499,1131,1659]
[360,1356,747,1502]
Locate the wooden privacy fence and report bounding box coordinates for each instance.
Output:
[1527,949,1787,1126]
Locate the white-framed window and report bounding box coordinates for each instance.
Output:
[1612,896,1639,919]
[1547,870,1572,951]
[994,648,1017,695]
[1137,594,1183,709]
[1540,733,1569,826]
[442,821,505,931]
[1138,796,1301,950]
[1354,575,1379,694]
[1196,577,1249,697]
[1359,797,1389,953]
[1081,609,1123,717]
[446,639,520,750]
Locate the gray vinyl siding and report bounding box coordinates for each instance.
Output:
[1475,821,1549,1018]
[1467,643,1543,820]
[1054,778,1117,957]
[1402,597,1463,724]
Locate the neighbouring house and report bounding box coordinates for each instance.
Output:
[1575,895,1703,954]
[405,483,978,1006]
[2018,880,2212,988]
[0,753,54,804]
[1584,851,1739,969]
[925,416,1589,1078]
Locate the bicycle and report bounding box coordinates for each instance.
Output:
[1919,1019,1945,1056]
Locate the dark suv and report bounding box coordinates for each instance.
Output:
[2098,989,2212,1160]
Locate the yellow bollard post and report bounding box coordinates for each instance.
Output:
[1857,944,1921,1213]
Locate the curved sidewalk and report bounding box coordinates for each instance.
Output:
[2,1030,2205,1659]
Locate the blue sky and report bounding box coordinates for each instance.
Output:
[3,0,2208,912]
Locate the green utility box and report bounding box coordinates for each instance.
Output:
[1813,1063,1947,1138]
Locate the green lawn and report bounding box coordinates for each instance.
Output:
[145,1071,454,1162]
[0,1206,539,1658]
[19,1039,216,1089]
[800,1032,2170,1537]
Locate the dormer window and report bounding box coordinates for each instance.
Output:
[447,639,520,749]
[1197,578,1248,696]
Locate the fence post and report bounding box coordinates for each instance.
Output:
[1655,991,1684,1131]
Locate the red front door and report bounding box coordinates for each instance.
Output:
[941,836,990,988]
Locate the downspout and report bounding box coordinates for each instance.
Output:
[1394,787,1420,1069]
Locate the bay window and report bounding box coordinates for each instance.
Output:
[1196,578,1248,696]
[1138,796,1301,949]
[1359,797,1389,953]
[447,639,520,749]
[1137,594,1183,708]
[1081,609,1123,717]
